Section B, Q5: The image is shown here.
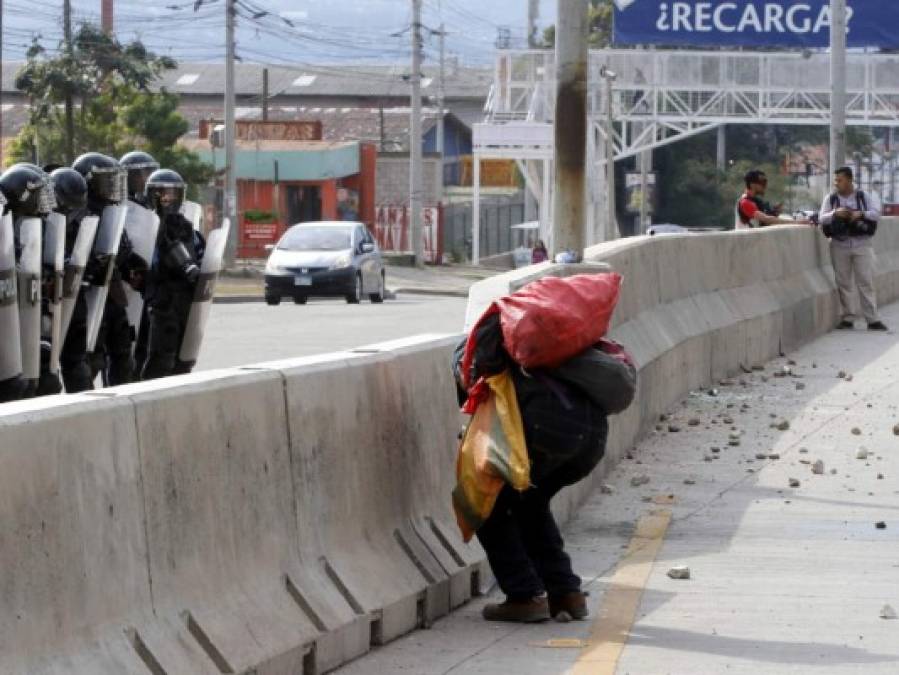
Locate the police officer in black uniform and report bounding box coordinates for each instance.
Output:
[120,151,160,375]
[0,163,57,399]
[142,169,204,380]
[72,152,138,387]
[51,167,95,393]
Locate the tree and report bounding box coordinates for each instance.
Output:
[541,0,613,48]
[9,23,212,192]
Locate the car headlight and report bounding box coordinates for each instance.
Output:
[330,253,352,270]
[265,259,289,275]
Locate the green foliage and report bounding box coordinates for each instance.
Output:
[242,209,279,223]
[9,23,211,193]
[542,0,613,48]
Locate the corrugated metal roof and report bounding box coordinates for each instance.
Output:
[2,61,491,101]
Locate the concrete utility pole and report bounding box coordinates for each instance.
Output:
[261,67,269,122]
[527,0,539,48]
[224,0,238,264]
[410,0,425,267]
[63,0,75,164]
[101,0,113,33]
[551,0,588,259]
[436,23,446,158]
[602,67,618,241]
[830,0,847,176]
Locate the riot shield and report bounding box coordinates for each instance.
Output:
[43,213,66,376]
[17,217,42,382]
[0,211,22,383]
[122,200,160,339]
[59,215,100,343]
[84,205,127,353]
[181,200,204,233]
[179,218,230,366]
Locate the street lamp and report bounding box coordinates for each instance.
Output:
[600,66,618,241]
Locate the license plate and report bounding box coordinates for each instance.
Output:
[294,275,312,286]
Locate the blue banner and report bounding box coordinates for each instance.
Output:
[613,0,899,49]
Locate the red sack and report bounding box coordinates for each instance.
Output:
[462,273,622,389]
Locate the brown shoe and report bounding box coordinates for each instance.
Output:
[482,595,550,623]
[549,591,589,622]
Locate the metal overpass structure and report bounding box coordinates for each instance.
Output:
[471,48,899,260]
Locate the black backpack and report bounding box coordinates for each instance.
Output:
[824,191,877,239]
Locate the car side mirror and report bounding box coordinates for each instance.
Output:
[264,243,276,252]
[361,242,375,253]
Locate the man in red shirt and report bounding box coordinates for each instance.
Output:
[736,170,809,229]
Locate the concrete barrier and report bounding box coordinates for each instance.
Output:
[3,222,899,673]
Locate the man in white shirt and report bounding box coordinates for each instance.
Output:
[819,166,887,331]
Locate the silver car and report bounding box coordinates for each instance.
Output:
[264,221,386,305]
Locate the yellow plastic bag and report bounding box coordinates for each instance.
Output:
[453,371,530,542]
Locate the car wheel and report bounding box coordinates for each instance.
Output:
[369,272,385,303]
[294,296,307,305]
[265,294,281,306]
[346,274,362,304]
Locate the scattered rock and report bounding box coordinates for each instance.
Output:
[667,566,691,580]
[729,440,741,447]
[787,359,797,366]
[857,448,870,460]
[683,479,696,485]
[812,460,825,475]
[838,370,847,379]
[893,423,899,436]
[631,475,651,488]
[668,425,681,433]
[846,374,854,382]
[703,455,713,462]
[768,453,781,460]
[877,473,884,480]
[729,433,741,441]
[755,453,768,460]
[799,448,809,454]
[752,364,764,371]
[761,375,769,383]
[875,521,887,530]
[723,416,734,425]
[812,362,817,368]
[789,478,801,488]
[795,382,806,391]
[655,425,663,432]
[600,484,615,495]
[799,459,811,465]
[708,388,719,397]
[851,427,862,436]
[659,413,670,422]
[688,418,701,427]
[711,447,721,454]
[881,604,898,620]
[831,468,838,475]
[776,420,790,431]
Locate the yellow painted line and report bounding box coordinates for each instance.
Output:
[572,509,673,675]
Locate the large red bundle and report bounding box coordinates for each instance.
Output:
[462,272,622,390]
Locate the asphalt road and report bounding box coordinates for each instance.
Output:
[196,294,469,371]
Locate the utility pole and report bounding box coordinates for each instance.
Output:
[602,67,618,241]
[63,0,75,164]
[527,0,539,48]
[409,0,425,267]
[830,0,847,176]
[551,0,588,259]
[224,0,238,264]
[261,67,269,122]
[436,23,446,158]
[101,0,113,34]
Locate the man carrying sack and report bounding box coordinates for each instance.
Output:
[452,273,636,623]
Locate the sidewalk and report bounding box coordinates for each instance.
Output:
[336,303,899,675]
[215,261,499,303]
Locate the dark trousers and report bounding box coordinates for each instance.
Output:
[91,299,134,386]
[60,292,93,393]
[141,293,192,381]
[475,413,608,601]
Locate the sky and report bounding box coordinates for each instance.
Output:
[2,0,558,66]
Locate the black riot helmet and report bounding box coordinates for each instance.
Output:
[0,163,57,217]
[72,152,125,205]
[120,150,160,202]
[145,168,186,217]
[50,167,88,215]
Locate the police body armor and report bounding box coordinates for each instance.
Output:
[43,212,66,378]
[59,215,100,344]
[17,217,43,384]
[122,200,159,344]
[84,205,127,353]
[179,217,230,366]
[0,210,22,386]
[180,200,204,233]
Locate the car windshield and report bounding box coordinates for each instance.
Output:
[279,226,352,251]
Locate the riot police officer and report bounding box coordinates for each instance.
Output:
[120,151,161,374]
[0,163,57,399]
[53,167,95,393]
[72,152,136,386]
[142,169,204,380]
